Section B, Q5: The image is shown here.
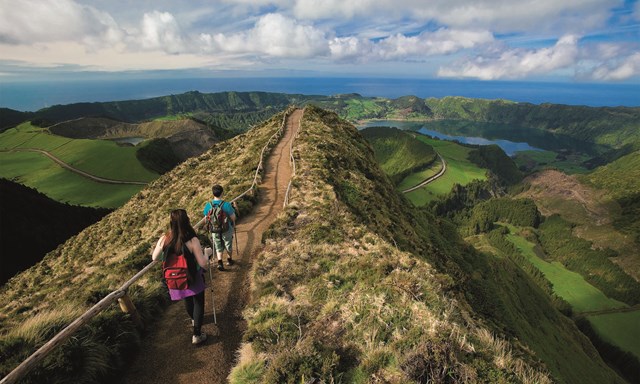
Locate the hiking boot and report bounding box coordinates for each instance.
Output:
[192,332,207,345]
[226,257,234,266]
[217,260,225,271]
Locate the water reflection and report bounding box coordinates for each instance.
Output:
[417,127,541,156]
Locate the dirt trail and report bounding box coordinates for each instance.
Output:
[121,109,302,384]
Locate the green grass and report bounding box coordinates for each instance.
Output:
[0,122,159,207]
[1,123,157,181]
[513,150,591,174]
[396,160,441,190]
[588,311,640,359]
[0,151,145,208]
[343,99,384,121]
[505,231,626,313]
[403,136,487,205]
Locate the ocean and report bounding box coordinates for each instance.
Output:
[1,77,638,112]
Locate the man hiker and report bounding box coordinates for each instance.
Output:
[203,184,237,271]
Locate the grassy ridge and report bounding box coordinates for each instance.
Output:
[231,106,620,383]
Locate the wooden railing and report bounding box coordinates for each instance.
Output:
[0,108,294,384]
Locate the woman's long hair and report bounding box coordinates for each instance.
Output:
[164,209,197,256]
[164,209,198,280]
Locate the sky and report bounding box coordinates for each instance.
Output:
[0,0,639,82]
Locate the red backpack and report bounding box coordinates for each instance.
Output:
[162,244,195,290]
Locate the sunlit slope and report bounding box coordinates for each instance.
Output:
[405,135,487,205]
[0,110,290,382]
[361,126,436,184]
[231,106,621,384]
[0,122,158,207]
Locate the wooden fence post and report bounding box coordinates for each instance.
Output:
[118,293,144,329]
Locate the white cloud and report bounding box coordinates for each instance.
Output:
[136,11,186,54]
[375,29,494,59]
[289,0,616,34]
[201,13,329,58]
[438,35,580,79]
[0,0,121,45]
[589,52,640,80]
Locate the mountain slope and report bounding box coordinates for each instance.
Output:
[231,106,621,383]
[0,106,624,384]
[361,126,437,184]
[0,110,290,382]
[0,178,111,286]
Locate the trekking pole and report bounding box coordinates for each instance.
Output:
[234,225,239,260]
[208,234,218,324]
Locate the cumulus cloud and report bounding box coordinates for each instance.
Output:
[438,35,580,80]
[0,0,121,45]
[330,28,494,62]
[136,11,186,53]
[200,13,329,58]
[289,0,615,34]
[589,52,640,80]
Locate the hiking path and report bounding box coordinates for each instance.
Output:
[121,108,302,384]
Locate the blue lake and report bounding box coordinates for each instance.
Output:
[360,120,545,156]
[417,127,541,156]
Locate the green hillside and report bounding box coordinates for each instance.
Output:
[580,150,640,244]
[403,135,488,205]
[0,122,158,207]
[0,109,289,383]
[28,91,303,125]
[0,106,624,383]
[361,126,436,184]
[234,106,620,383]
[313,95,640,151]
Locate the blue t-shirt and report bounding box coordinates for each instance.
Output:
[203,200,234,230]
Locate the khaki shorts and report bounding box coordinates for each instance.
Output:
[212,228,233,255]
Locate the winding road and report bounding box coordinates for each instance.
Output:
[401,152,447,193]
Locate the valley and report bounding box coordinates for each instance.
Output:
[361,111,639,382]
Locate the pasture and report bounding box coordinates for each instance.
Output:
[506,232,626,313]
[403,136,487,205]
[588,310,640,360]
[0,123,158,207]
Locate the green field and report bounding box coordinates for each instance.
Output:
[396,159,441,190]
[588,311,640,359]
[0,151,144,208]
[0,123,158,208]
[506,231,626,313]
[403,136,487,205]
[513,149,591,174]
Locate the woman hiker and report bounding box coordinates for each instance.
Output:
[152,209,209,345]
